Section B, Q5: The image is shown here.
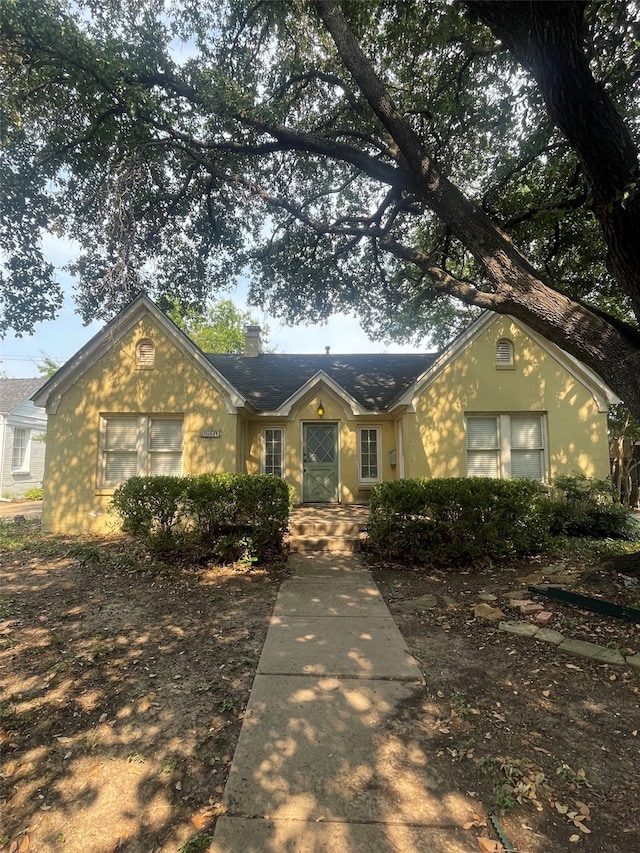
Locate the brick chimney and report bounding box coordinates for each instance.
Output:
[244,325,263,357]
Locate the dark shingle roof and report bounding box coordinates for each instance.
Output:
[205,353,439,412]
[0,378,46,414]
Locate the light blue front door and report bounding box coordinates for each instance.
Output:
[303,423,339,502]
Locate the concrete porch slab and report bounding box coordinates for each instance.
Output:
[287,553,371,577]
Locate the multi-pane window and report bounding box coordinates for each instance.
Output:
[99,416,182,488]
[466,414,545,481]
[263,428,284,477]
[359,427,380,483]
[12,428,29,471]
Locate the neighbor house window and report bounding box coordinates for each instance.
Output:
[466,414,546,481]
[495,338,514,367]
[136,339,155,369]
[263,427,284,477]
[98,415,182,488]
[358,426,381,484]
[12,428,30,471]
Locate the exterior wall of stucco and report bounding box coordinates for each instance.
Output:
[41,310,612,533]
[244,389,398,504]
[402,316,610,481]
[42,317,238,534]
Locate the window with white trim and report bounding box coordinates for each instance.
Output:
[466,414,546,481]
[98,416,183,488]
[136,339,155,368]
[263,427,284,477]
[12,428,30,471]
[358,426,381,484]
[495,338,514,367]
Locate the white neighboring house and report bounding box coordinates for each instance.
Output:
[0,378,47,499]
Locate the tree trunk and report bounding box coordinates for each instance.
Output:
[467,1,640,319]
[316,1,640,418]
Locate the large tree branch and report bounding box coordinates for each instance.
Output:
[314,1,550,289]
[467,1,640,318]
[313,0,640,410]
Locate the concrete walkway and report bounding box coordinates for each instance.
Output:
[0,500,42,520]
[212,553,477,853]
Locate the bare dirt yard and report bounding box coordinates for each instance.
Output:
[1,517,639,853]
[369,548,640,853]
[0,520,286,853]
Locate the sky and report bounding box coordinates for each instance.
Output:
[1,235,431,379]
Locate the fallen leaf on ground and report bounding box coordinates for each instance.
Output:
[575,801,591,818]
[463,817,486,830]
[191,808,217,829]
[477,838,504,852]
[569,834,581,843]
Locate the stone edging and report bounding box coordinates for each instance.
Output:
[499,621,640,668]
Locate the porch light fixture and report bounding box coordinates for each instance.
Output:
[316,401,325,417]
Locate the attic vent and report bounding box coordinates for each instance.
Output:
[136,338,155,369]
[495,338,514,367]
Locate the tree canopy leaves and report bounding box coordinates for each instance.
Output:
[1,0,640,410]
[162,297,269,353]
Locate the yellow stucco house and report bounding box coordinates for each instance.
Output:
[33,294,617,534]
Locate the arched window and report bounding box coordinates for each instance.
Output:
[495,338,514,367]
[136,338,155,369]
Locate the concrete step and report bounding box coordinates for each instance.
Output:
[288,534,362,554]
[289,520,361,537]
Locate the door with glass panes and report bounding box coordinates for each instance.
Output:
[302,423,339,502]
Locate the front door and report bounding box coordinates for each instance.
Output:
[303,423,339,502]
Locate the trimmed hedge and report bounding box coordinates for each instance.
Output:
[368,477,551,565]
[548,475,639,540]
[110,473,291,563]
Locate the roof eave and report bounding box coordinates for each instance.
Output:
[394,311,619,413]
[271,370,371,417]
[32,294,247,414]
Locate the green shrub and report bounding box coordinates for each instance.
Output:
[368,477,551,565]
[110,476,185,549]
[547,475,639,540]
[110,474,290,563]
[23,487,43,501]
[182,473,291,562]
